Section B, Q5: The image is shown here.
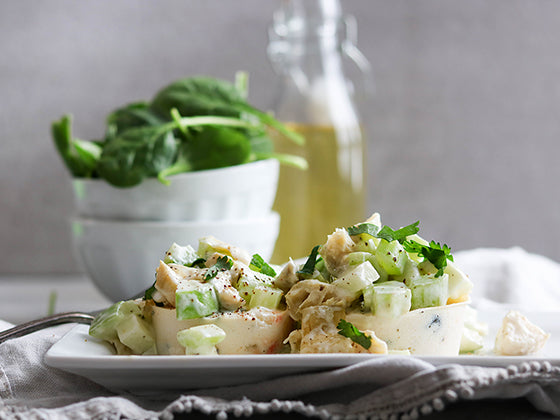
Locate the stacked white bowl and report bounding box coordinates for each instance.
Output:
[71,159,281,302]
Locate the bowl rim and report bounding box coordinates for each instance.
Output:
[71,158,279,185]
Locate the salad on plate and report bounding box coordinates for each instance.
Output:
[88,212,549,357]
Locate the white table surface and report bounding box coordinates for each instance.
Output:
[0,275,112,324]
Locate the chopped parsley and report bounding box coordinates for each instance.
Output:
[144,280,157,300]
[337,319,372,350]
[403,240,453,277]
[297,245,321,277]
[189,258,207,268]
[347,221,419,243]
[204,256,233,281]
[249,254,277,277]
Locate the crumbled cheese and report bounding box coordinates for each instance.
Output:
[494,310,550,356]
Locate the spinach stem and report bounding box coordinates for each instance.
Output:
[176,115,256,130]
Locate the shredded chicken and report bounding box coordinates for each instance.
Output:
[290,305,387,354]
[285,279,346,321]
[273,259,299,293]
[319,228,355,277]
[154,262,206,306]
[210,272,245,311]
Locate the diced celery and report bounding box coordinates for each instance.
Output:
[352,235,379,252]
[347,251,371,266]
[247,287,284,309]
[177,324,226,355]
[314,258,331,283]
[408,274,449,310]
[363,280,411,317]
[332,261,380,299]
[347,252,388,282]
[237,275,259,298]
[176,280,219,320]
[163,243,199,266]
[236,274,282,308]
[89,300,142,341]
[375,239,407,276]
[392,257,421,285]
[418,260,437,276]
[115,313,157,355]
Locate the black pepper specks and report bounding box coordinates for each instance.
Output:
[427,314,441,331]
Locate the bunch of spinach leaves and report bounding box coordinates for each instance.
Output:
[52,74,306,188]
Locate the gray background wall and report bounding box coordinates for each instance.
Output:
[2,0,560,275]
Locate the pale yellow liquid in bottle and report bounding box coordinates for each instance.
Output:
[271,123,366,264]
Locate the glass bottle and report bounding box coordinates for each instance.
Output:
[267,0,372,263]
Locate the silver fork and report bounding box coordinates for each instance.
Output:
[0,311,97,343]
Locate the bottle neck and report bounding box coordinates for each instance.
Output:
[268,0,368,126]
[268,0,346,71]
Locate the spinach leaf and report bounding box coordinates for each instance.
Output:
[247,132,274,154]
[51,115,95,177]
[107,102,165,135]
[73,138,102,174]
[186,126,251,171]
[150,77,304,145]
[150,76,244,119]
[97,126,177,187]
[52,74,306,187]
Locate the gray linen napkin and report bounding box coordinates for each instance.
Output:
[1,247,560,419]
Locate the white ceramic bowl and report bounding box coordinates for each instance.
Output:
[72,213,280,302]
[72,159,279,221]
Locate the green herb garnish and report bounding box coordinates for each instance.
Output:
[144,280,157,301]
[249,254,277,277]
[297,245,321,277]
[347,221,419,243]
[403,240,453,277]
[337,319,372,350]
[189,258,207,269]
[204,256,233,281]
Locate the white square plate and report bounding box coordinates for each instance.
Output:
[45,309,560,393]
